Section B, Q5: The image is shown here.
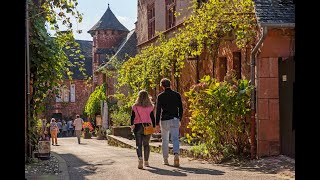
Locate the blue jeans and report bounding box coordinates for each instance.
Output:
[160,117,180,159]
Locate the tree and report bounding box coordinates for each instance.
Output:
[26,0,87,161]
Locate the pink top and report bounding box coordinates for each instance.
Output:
[132,105,154,124]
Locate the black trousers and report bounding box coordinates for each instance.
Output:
[133,123,151,161]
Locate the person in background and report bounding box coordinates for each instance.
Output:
[49,118,59,146]
[130,90,156,169]
[67,119,74,137]
[155,78,183,167]
[62,120,68,137]
[73,114,84,144]
[57,119,62,137]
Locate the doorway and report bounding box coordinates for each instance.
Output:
[279,56,295,158]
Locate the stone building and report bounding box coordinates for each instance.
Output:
[87,4,138,102]
[135,0,295,158]
[46,40,93,121]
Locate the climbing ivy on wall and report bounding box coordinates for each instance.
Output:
[84,83,107,118]
[115,0,257,111]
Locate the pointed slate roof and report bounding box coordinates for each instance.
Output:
[67,40,93,79]
[88,4,129,35]
[96,29,138,72]
[113,29,137,62]
[253,0,295,27]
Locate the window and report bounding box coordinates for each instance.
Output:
[55,86,70,102]
[217,57,227,81]
[55,88,63,102]
[166,0,176,29]
[63,88,70,102]
[147,3,155,39]
[70,84,76,102]
[233,52,241,79]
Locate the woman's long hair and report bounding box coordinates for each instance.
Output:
[134,90,154,107]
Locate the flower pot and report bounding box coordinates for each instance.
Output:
[84,132,91,139]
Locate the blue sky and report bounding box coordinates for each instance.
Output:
[49,0,137,41]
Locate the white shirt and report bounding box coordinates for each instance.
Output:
[73,118,84,130]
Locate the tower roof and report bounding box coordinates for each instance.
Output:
[88,4,129,35]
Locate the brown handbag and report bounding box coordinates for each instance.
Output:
[135,107,154,135]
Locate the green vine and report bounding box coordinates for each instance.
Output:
[84,83,107,118]
[27,0,86,160]
[115,0,257,110]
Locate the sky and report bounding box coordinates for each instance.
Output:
[48,0,137,41]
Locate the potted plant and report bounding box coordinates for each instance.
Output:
[82,121,94,139]
[110,109,133,139]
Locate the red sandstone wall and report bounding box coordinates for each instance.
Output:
[95,30,128,49]
[256,28,294,157]
[48,80,92,119]
[92,29,128,90]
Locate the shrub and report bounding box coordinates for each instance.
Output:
[110,109,131,127]
[185,71,253,162]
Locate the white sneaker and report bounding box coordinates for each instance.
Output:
[163,158,169,165]
[144,161,149,167]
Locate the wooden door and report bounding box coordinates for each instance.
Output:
[279,56,295,158]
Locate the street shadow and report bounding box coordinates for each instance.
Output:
[146,165,224,177]
[146,166,187,176]
[217,155,295,175]
[175,166,225,175]
[58,153,115,180]
[79,143,88,145]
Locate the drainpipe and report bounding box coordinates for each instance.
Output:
[250,26,268,159]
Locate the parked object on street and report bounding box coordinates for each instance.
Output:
[37,131,51,160]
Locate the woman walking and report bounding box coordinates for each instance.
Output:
[130,90,156,169]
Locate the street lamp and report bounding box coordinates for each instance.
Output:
[187,40,200,83]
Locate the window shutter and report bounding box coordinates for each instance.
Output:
[70,84,76,102]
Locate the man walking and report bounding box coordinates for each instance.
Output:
[155,78,183,167]
[73,114,84,144]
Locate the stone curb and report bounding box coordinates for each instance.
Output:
[107,135,194,158]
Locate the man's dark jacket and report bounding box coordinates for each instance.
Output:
[155,88,183,125]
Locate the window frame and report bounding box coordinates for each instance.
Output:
[166,0,176,29]
[147,3,155,39]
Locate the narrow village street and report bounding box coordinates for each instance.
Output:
[47,137,291,180]
[25,1,296,180]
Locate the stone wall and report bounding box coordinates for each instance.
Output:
[48,80,92,119]
[256,28,295,157]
